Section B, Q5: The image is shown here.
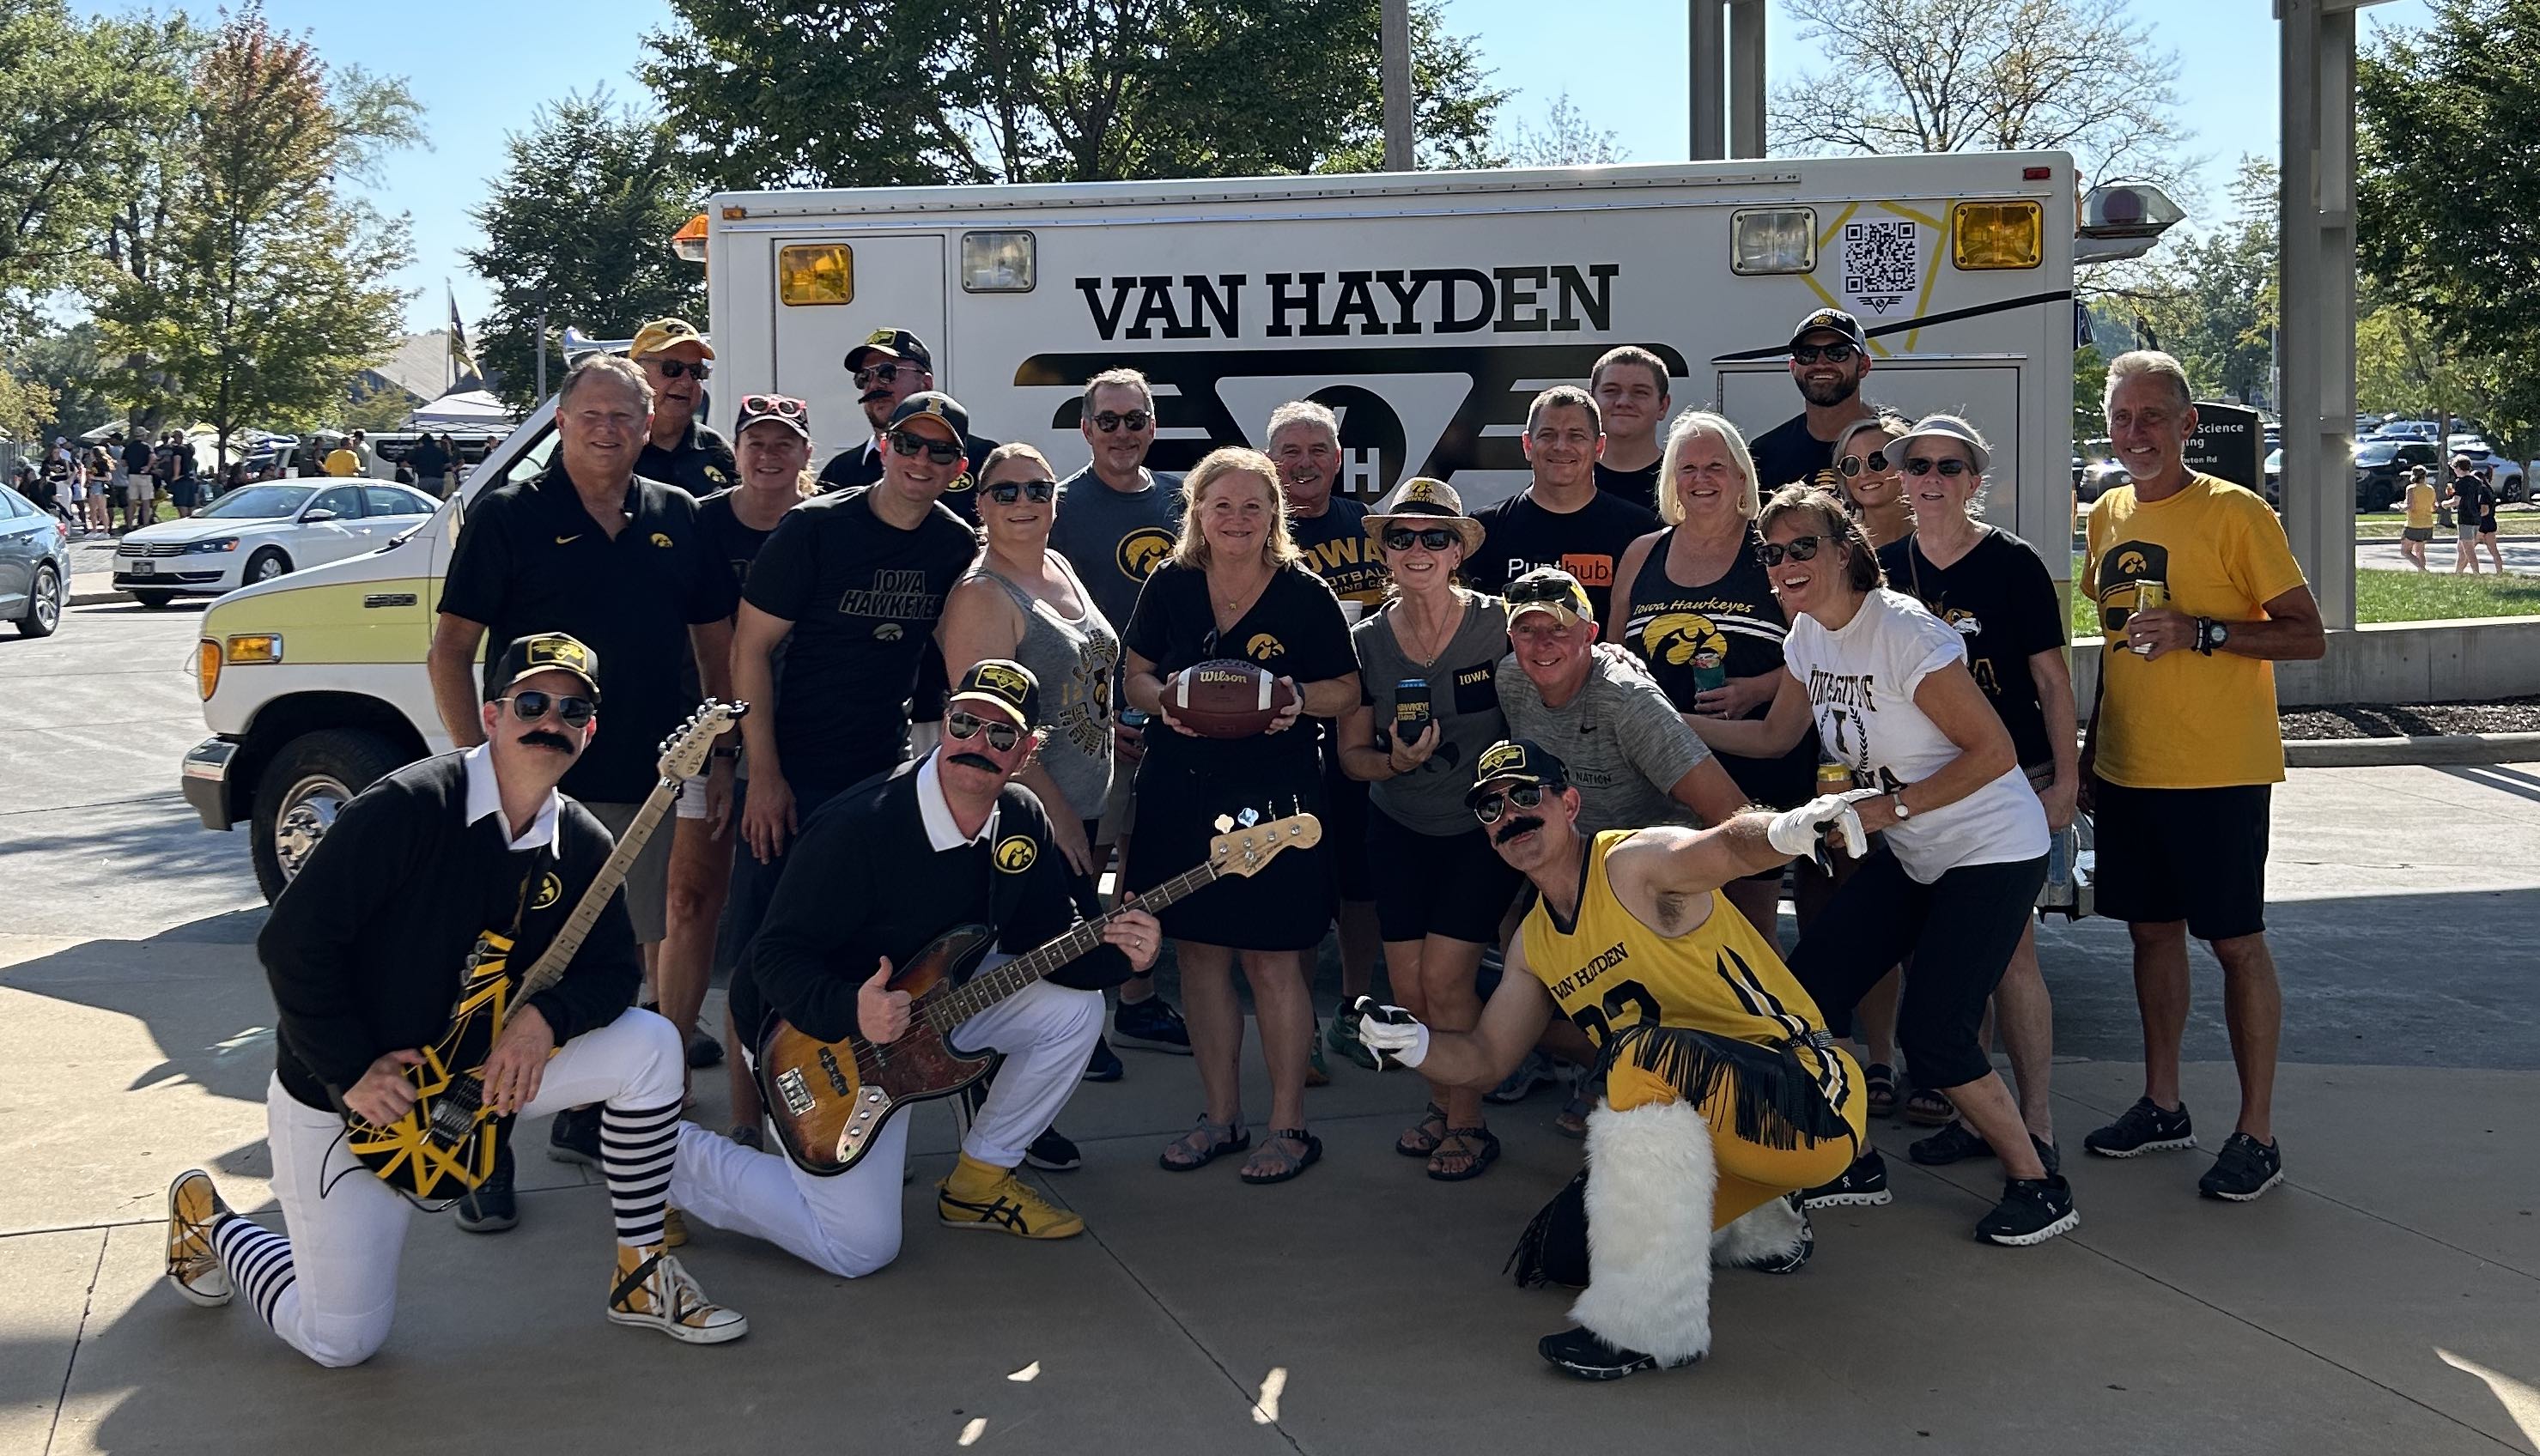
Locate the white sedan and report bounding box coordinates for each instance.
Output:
[114,481,441,608]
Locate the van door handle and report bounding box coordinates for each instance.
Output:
[363,592,416,609]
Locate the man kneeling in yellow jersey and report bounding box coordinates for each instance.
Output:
[1357,738,1873,1380]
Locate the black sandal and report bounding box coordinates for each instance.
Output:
[1239,1128,1322,1185]
[1427,1126,1501,1182]
[1865,1065,1899,1119]
[1905,1086,1957,1126]
[1396,1102,1449,1158]
[1159,1116,1249,1171]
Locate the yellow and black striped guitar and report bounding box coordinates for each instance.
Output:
[342,701,744,1204]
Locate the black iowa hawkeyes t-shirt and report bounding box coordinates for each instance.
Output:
[1123,560,1355,780]
[1618,527,1818,810]
[1289,494,1388,604]
[1749,412,1845,495]
[1878,527,2064,772]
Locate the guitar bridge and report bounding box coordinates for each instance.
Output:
[775,1067,816,1119]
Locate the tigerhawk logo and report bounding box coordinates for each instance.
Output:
[994,835,1037,872]
[1641,612,1728,669]
[974,662,1031,701]
[2113,549,2150,578]
[531,872,562,911]
[649,532,674,549]
[1478,743,1526,778]
[1244,633,1282,661]
[1117,527,1174,580]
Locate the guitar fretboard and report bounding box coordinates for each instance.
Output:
[513,779,679,1002]
[920,860,1224,1033]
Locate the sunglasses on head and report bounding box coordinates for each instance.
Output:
[853,363,912,388]
[887,430,966,464]
[1753,535,1828,568]
[1837,450,1892,476]
[1382,525,1458,552]
[1901,457,1976,477]
[1472,783,1548,824]
[946,710,1024,753]
[653,358,709,380]
[500,690,594,727]
[1791,342,1859,364]
[985,477,1057,505]
[1091,410,1152,434]
[739,394,805,419]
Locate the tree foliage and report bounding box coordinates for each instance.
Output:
[2116,158,2278,406]
[463,91,708,410]
[1769,0,2193,194]
[12,321,112,436]
[1501,92,1623,169]
[640,0,1506,190]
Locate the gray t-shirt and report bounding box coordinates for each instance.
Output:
[1496,651,1716,836]
[1048,465,1184,639]
[1352,594,1513,836]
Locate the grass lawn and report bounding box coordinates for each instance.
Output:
[2067,562,2540,639]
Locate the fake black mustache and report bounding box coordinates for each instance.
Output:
[950,752,1001,773]
[860,389,890,404]
[520,730,574,754]
[1494,815,1546,846]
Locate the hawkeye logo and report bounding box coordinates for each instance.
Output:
[2114,549,2151,578]
[531,872,562,911]
[994,835,1037,872]
[1244,633,1282,662]
[975,661,1032,701]
[650,532,674,549]
[874,622,903,640]
[1642,612,1728,669]
[1118,527,1174,581]
[1478,742,1526,779]
[1940,607,1984,638]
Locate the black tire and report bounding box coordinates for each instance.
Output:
[248,728,405,901]
[131,589,177,609]
[14,564,62,638]
[246,548,292,585]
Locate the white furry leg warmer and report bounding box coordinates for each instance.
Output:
[1711,1193,1808,1268]
[1568,1098,1716,1366]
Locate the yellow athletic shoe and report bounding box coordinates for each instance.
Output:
[937,1156,1085,1240]
[608,1245,747,1345]
[166,1169,234,1307]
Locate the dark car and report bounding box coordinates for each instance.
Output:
[2353,439,2440,510]
[0,483,72,637]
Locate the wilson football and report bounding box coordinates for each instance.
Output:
[1168,658,1297,738]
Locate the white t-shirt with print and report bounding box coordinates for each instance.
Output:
[1783,587,2048,883]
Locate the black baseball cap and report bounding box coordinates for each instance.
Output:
[1465,738,1569,808]
[490,632,601,704]
[845,328,933,373]
[886,391,969,439]
[1788,306,1869,352]
[948,658,1040,730]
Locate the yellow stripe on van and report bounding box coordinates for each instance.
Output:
[201,578,450,665]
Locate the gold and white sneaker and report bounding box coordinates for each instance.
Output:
[937,1161,1085,1240]
[166,1169,234,1307]
[661,1206,689,1248]
[607,1246,746,1345]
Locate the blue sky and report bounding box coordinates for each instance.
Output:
[85,0,2436,337]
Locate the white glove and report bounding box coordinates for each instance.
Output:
[1351,996,1431,1070]
[1767,793,1869,864]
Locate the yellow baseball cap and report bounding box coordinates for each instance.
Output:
[630,317,714,361]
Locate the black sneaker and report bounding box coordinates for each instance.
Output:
[1537,1326,1699,1380]
[2198,1132,2283,1202]
[546,1104,602,1168]
[1024,1126,1083,1173]
[684,1027,725,1070]
[455,1144,518,1234]
[1800,1150,1892,1210]
[2084,1097,2197,1158]
[1485,1050,1558,1105]
[1975,1175,2080,1247]
[1911,1122,2061,1177]
[1113,996,1192,1054]
[1082,1038,1124,1083]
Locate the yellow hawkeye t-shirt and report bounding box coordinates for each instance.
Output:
[2085,473,2308,789]
[2405,482,2436,531]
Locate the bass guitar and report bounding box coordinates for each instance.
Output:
[341,700,745,1205]
[758,810,1320,1175]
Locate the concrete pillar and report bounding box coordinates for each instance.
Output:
[1382,0,1413,173]
[1729,0,1766,158]
[2278,0,2361,629]
[1691,0,1725,160]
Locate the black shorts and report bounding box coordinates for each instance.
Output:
[1364,803,1524,945]
[2091,778,2270,941]
[1321,738,1375,901]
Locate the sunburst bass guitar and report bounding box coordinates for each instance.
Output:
[340,700,745,1205]
[759,811,1320,1175]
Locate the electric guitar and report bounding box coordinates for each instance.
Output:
[342,700,746,1205]
[757,811,1321,1176]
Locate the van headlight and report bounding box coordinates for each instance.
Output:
[185,537,241,554]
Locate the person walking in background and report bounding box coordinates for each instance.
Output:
[2444,456,2494,575]
[408,430,454,501]
[2081,349,2324,1202]
[2397,466,2434,573]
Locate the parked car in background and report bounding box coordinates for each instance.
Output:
[2373,420,2442,442]
[2079,458,2130,503]
[112,480,439,608]
[2263,448,2282,507]
[2446,442,2526,501]
[0,482,71,637]
[2352,438,2442,510]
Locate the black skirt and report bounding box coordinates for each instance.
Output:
[1126,750,1333,951]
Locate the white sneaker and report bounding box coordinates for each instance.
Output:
[607,1247,747,1345]
[166,1169,234,1307]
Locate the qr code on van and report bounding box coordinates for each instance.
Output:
[1842,220,1918,314]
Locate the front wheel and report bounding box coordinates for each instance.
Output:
[246,548,292,585]
[131,589,177,610]
[14,564,62,637]
[248,728,405,901]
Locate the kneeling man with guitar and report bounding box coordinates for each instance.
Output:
[671,660,1170,1271]
[165,633,747,1363]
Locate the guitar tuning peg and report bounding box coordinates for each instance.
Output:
[1213,814,1236,834]
[1237,807,1260,828]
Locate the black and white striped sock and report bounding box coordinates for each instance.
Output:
[213,1217,297,1327]
[601,1101,680,1249]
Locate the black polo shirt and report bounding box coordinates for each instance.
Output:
[438,462,741,804]
[815,430,1001,523]
[636,419,737,500]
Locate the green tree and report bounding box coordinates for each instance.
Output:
[92,4,417,460]
[1501,92,1624,169]
[15,322,114,437]
[640,0,1505,190]
[0,364,56,446]
[462,91,708,410]
[2129,158,2278,406]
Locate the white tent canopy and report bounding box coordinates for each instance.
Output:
[407,389,514,428]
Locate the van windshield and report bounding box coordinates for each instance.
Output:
[198,485,316,519]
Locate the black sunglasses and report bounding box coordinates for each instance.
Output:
[1837,450,1892,476]
[1791,343,1859,364]
[1901,457,1976,477]
[1382,526,1458,552]
[887,430,966,464]
[1753,535,1827,568]
[1472,783,1548,824]
[853,364,913,388]
[1091,410,1153,434]
[501,691,594,727]
[653,358,709,380]
[985,477,1057,504]
[946,710,1023,753]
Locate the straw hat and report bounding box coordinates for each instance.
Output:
[1364,476,1486,556]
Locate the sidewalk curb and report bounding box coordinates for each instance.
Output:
[68,589,128,607]
[2286,731,2540,767]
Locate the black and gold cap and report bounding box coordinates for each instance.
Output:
[846,327,933,373]
[886,390,969,439]
[1464,738,1568,807]
[1504,567,1595,625]
[948,658,1040,730]
[491,632,601,703]
[1788,306,1869,352]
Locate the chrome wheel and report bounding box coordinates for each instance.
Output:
[250,551,289,583]
[271,774,352,881]
[32,567,59,632]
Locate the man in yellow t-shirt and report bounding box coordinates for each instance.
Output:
[2079,350,2324,1204]
[321,442,362,476]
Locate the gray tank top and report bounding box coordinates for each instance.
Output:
[969,552,1120,822]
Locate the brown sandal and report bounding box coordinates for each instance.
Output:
[1427,1126,1500,1182]
[1158,1117,1249,1171]
[1395,1102,1449,1158]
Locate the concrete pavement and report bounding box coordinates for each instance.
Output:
[3,597,2538,1455]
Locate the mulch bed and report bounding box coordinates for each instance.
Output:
[2280,697,2540,739]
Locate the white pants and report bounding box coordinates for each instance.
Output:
[670,979,1099,1279]
[226,1009,686,1368]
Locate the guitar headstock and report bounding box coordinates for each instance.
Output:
[658,699,750,781]
[1205,809,1322,879]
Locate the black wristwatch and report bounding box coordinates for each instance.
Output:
[2194,616,2227,656]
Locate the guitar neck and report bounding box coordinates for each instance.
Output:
[513,775,678,1002]
[930,862,1224,1028]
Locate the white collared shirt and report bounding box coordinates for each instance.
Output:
[915,749,998,852]
[461,743,563,850]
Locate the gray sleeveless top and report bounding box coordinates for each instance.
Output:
[968,551,1120,821]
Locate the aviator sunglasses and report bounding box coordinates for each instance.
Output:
[853,363,913,389]
[887,430,966,464]
[1901,457,1976,477]
[1753,535,1828,568]
[499,690,595,727]
[984,477,1057,505]
[1472,783,1548,825]
[946,711,1024,753]
[1382,526,1458,552]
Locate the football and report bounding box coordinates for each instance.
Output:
[1167,658,1298,739]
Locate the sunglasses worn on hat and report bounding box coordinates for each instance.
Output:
[740,394,805,419]
[1838,450,1892,477]
[654,359,709,381]
[1091,410,1152,434]
[501,691,594,727]
[1754,535,1827,568]
[887,430,965,464]
[985,478,1057,505]
[1791,343,1858,365]
[1505,575,1588,611]
[946,710,1023,752]
[853,364,913,389]
[1472,783,1547,824]
[1383,526,1458,552]
[1901,457,1975,477]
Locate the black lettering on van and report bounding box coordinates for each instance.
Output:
[1495,265,1550,333]
[1331,271,1386,335]
[1553,264,1620,332]
[1265,273,1322,337]
[1078,276,1135,340]
[1424,268,1496,334]
[1127,276,1181,339]
[1376,270,1426,335]
[1183,275,1242,338]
